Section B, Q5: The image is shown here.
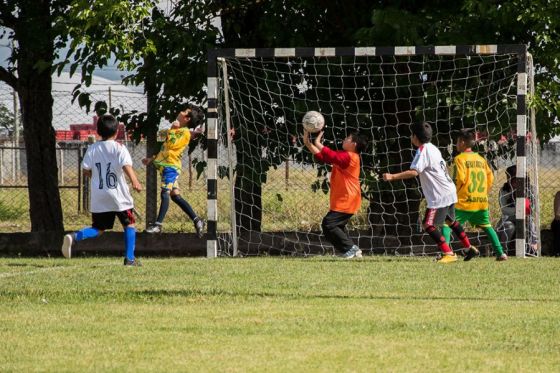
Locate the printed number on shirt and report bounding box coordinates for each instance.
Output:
[439,161,453,183]
[468,171,486,193]
[95,162,118,189]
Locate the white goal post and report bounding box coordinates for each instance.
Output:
[206,45,538,258]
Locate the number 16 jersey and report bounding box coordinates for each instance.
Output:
[82,140,134,213]
[453,151,494,211]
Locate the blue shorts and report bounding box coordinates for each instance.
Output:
[160,167,180,191]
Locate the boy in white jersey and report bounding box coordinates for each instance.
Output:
[383,121,476,263]
[61,114,143,266]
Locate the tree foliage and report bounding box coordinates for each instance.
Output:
[0,0,154,232]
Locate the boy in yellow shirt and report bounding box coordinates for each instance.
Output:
[142,103,205,236]
[449,129,507,261]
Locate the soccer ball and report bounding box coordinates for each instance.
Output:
[302,111,325,133]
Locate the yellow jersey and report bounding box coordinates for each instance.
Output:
[153,127,191,171]
[453,151,494,211]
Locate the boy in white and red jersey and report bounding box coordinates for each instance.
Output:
[303,129,368,259]
[383,121,476,263]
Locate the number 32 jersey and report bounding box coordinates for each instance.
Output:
[82,140,134,213]
[453,151,494,211]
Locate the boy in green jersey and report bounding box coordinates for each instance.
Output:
[448,129,507,261]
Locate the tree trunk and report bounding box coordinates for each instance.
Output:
[234,163,262,232]
[144,55,158,225]
[16,0,64,232]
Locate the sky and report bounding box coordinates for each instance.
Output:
[0,42,145,129]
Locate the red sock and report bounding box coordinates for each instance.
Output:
[426,225,453,254]
[449,221,471,248]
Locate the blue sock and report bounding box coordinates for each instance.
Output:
[124,226,136,261]
[75,227,99,241]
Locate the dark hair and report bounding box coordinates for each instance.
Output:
[97,114,118,139]
[178,102,205,128]
[349,132,368,153]
[411,121,433,144]
[457,128,476,148]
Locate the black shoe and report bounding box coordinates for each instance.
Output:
[124,258,142,266]
[194,218,205,238]
[463,246,480,262]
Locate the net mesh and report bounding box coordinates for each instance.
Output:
[215,52,538,257]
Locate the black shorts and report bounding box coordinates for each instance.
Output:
[92,209,135,231]
[423,204,456,227]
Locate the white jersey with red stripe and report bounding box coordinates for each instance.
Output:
[410,142,457,209]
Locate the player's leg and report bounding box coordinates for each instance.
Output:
[117,209,141,266]
[422,207,456,262]
[146,168,174,233]
[62,213,109,258]
[442,208,467,245]
[170,188,204,238]
[321,211,360,257]
[444,205,475,254]
[450,209,479,261]
[474,209,507,260]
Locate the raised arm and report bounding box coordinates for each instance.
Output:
[302,129,320,155]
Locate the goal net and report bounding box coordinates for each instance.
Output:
[206,45,539,258]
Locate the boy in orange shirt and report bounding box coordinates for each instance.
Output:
[303,129,367,258]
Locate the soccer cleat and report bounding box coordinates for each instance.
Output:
[61,234,73,259]
[437,253,458,263]
[124,258,142,267]
[496,253,508,261]
[341,245,362,259]
[145,223,162,234]
[463,246,480,261]
[194,218,205,238]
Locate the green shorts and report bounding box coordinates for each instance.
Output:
[454,209,491,228]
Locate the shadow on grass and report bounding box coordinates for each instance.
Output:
[130,288,560,303]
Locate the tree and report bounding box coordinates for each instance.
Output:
[353,0,560,239]
[0,104,14,132]
[0,0,153,232]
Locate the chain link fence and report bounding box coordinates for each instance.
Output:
[0,82,558,244]
[0,82,207,234]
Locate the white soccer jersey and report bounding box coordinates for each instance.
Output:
[410,142,457,209]
[81,140,134,213]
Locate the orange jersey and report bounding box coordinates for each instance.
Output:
[315,147,361,214]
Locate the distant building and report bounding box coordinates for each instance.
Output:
[55,116,127,142]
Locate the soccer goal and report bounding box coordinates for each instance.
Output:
[206,45,539,258]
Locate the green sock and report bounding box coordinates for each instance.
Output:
[483,226,504,256]
[442,224,452,246]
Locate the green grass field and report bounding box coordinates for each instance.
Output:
[1,256,559,372]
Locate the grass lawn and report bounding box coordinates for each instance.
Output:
[0,256,559,372]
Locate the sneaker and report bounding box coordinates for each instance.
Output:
[341,245,362,259]
[61,234,73,259]
[463,246,480,262]
[496,253,508,261]
[145,223,162,234]
[437,253,458,263]
[194,218,205,238]
[124,258,142,267]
